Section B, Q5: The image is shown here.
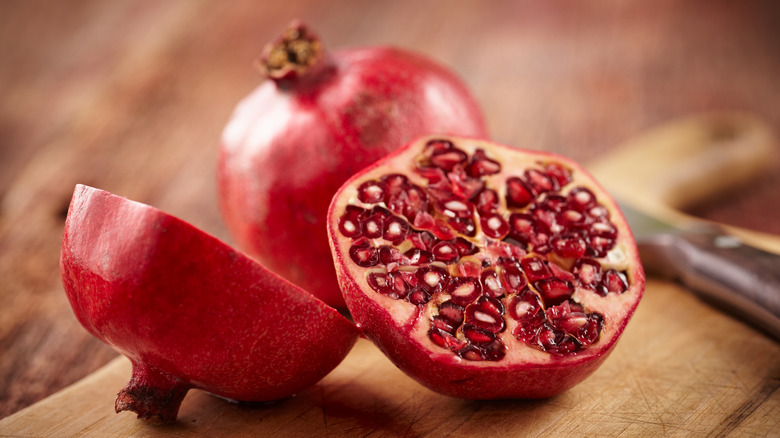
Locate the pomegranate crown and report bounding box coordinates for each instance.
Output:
[256,20,325,84]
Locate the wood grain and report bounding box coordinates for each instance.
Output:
[1,0,780,428]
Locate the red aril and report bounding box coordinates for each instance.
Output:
[328,136,645,399]
[218,20,487,308]
[60,185,359,424]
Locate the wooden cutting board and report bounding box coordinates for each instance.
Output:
[2,115,779,437]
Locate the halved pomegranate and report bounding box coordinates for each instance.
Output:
[218,20,487,309]
[328,137,645,399]
[60,185,360,424]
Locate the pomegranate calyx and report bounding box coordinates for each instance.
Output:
[256,19,328,85]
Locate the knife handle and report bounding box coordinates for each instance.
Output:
[640,232,780,341]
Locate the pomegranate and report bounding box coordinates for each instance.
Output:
[328,136,645,399]
[60,185,360,424]
[218,20,487,308]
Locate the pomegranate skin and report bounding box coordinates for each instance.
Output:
[60,185,360,423]
[327,136,645,399]
[218,21,487,308]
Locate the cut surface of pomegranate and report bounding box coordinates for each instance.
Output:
[328,137,645,399]
[60,185,359,424]
[218,20,487,308]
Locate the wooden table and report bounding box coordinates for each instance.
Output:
[1,0,779,435]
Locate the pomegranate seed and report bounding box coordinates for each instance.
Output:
[462,324,496,344]
[480,268,507,298]
[361,214,384,239]
[448,217,476,237]
[535,277,575,305]
[575,313,603,346]
[588,205,610,219]
[338,205,365,238]
[591,220,617,238]
[431,316,457,335]
[513,318,544,343]
[572,258,603,289]
[357,180,387,204]
[458,342,505,361]
[532,206,558,231]
[430,218,457,240]
[417,266,450,294]
[367,272,390,295]
[498,260,527,293]
[550,308,603,347]
[506,177,534,208]
[378,245,403,265]
[521,257,552,282]
[349,238,379,267]
[404,248,433,265]
[437,300,465,325]
[432,241,459,263]
[447,277,482,306]
[408,288,432,305]
[567,187,597,211]
[426,178,455,204]
[603,269,628,294]
[507,288,543,321]
[424,138,454,154]
[382,216,410,244]
[429,326,465,350]
[416,166,447,184]
[507,213,535,246]
[480,212,509,239]
[536,324,580,355]
[512,295,546,343]
[413,211,436,230]
[538,194,568,213]
[451,237,478,256]
[430,148,467,172]
[448,166,485,200]
[439,198,474,218]
[386,270,415,299]
[551,234,587,258]
[456,259,483,277]
[587,235,616,257]
[474,188,499,215]
[557,209,588,229]
[403,184,429,221]
[545,162,572,187]
[465,296,505,333]
[525,168,558,194]
[409,231,437,251]
[466,149,501,177]
[386,183,429,222]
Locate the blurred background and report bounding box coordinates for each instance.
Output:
[1,0,778,419]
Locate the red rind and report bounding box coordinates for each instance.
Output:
[61,185,360,422]
[218,21,487,308]
[328,136,645,399]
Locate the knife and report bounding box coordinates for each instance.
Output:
[587,112,780,341]
[619,200,780,340]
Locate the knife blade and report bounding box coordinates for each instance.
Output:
[618,199,780,341]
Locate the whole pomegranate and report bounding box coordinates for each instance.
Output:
[328,136,645,398]
[60,185,360,424]
[218,20,487,308]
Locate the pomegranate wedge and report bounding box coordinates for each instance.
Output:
[60,185,359,424]
[328,136,645,399]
